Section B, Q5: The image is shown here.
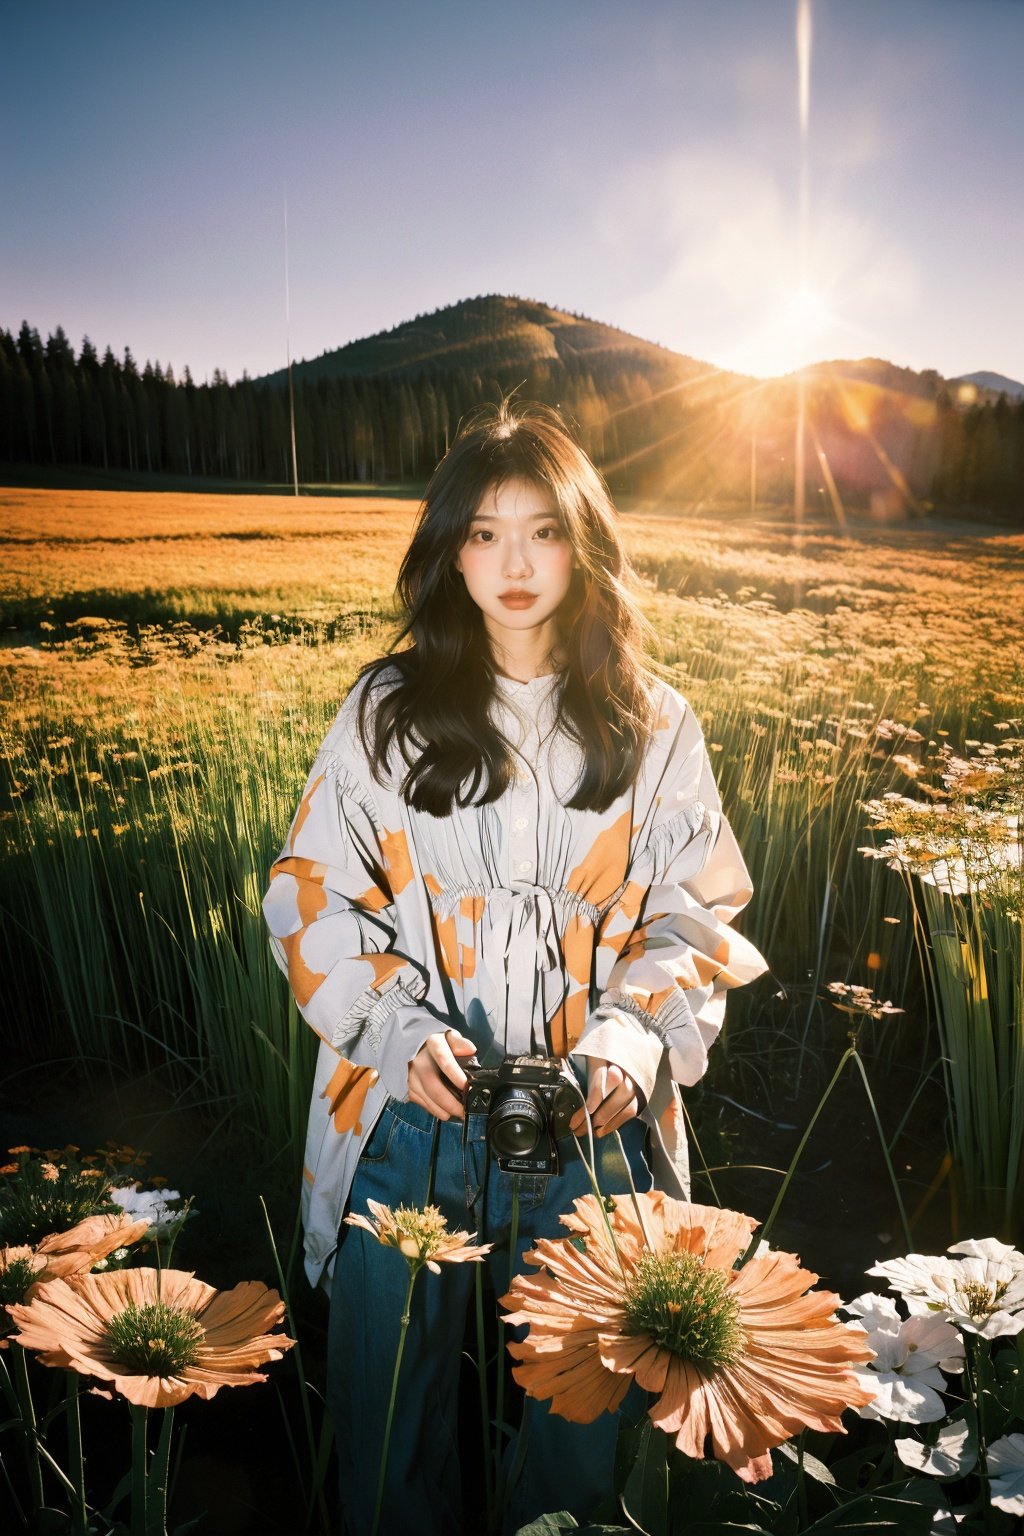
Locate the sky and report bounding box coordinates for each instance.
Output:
[3,0,1023,387]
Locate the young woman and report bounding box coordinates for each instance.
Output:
[262,400,766,1534]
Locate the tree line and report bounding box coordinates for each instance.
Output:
[2,320,1022,511]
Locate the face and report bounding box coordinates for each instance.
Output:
[454,477,575,651]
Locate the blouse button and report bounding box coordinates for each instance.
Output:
[514,816,529,830]
[517,860,533,874]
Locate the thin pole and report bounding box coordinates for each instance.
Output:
[284,188,299,497]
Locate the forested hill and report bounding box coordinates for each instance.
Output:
[258,294,711,389]
[2,296,1023,512]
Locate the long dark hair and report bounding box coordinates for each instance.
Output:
[356,398,657,815]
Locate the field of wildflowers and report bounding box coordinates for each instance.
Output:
[1,488,1022,1531]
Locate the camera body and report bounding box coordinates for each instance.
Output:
[463,1054,586,1175]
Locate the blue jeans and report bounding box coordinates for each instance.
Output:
[327,1098,653,1536]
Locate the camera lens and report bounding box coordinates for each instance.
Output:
[488,1089,545,1158]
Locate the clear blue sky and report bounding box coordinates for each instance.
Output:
[3,0,1022,385]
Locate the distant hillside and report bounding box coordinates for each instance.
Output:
[4,300,1022,513]
[259,293,719,390]
[954,370,1024,401]
[799,357,946,399]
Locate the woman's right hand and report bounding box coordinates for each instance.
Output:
[407,1030,478,1121]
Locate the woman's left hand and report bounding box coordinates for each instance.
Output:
[569,1059,640,1138]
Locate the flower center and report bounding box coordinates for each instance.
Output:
[104,1300,204,1375]
[623,1251,743,1370]
[0,1256,39,1308]
[390,1204,449,1260]
[954,1277,1005,1319]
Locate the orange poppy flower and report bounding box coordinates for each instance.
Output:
[34,1213,151,1279]
[7,1267,295,1408]
[1,1213,151,1344]
[501,1191,874,1484]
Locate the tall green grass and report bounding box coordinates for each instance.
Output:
[863,753,1024,1237]
[3,504,1021,1204]
[2,630,929,1174]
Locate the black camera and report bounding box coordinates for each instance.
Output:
[463,1054,586,1175]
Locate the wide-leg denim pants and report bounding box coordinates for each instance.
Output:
[327,1098,653,1536]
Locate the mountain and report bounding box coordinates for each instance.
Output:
[241,295,1022,510]
[798,357,946,399]
[953,371,1024,401]
[258,293,728,390]
[5,298,1021,511]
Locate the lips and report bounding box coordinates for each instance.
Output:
[499,590,538,608]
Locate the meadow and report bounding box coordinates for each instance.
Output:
[2,486,1023,1271]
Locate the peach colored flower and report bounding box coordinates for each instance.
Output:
[1,1214,150,1342]
[40,1162,60,1182]
[501,1192,874,1484]
[345,1200,492,1275]
[8,1267,295,1408]
[1,1246,48,1344]
[34,1213,151,1280]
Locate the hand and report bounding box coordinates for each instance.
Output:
[407,1030,478,1121]
[569,1058,641,1139]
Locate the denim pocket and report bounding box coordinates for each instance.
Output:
[358,1104,398,1164]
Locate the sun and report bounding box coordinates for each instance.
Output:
[726,284,834,378]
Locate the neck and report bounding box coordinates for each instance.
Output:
[486,621,564,683]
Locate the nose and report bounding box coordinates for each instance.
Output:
[502,531,533,580]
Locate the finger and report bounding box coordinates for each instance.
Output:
[446,1031,480,1058]
[411,1069,462,1121]
[407,1080,451,1121]
[595,1097,639,1137]
[408,1046,464,1119]
[586,1065,615,1113]
[429,1033,471,1095]
[425,1056,467,1117]
[591,1081,637,1132]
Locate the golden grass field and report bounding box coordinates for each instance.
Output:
[1,487,1021,1194]
[3,487,1023,737]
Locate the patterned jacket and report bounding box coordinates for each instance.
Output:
[263,669,768,1287]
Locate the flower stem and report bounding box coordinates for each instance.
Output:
[370,1266,418,1536]
[131,1404,149,1536]
[570,1126,627,1279]
[11,1342,44,1518]
[850,1049,913,1252]
[612,1128,653,1250]
[740,1046,855,1264]
[147,1407,174,1536]
[65,1372,88,1536]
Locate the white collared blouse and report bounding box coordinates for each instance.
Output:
[263,669,767,1287]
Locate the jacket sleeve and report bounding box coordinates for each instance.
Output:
[262,737,441,1105]
[572,697,767,1101]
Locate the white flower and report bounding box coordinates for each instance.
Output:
[108,1185,184,1236]
[869,1242,1024,1339]
[895,1416,977,1479]
[844,1294,963,1424]
[987,1433,1024,1517]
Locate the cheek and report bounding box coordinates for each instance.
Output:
[547,545,575,585]
[455,546,483,582]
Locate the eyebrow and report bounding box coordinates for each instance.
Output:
[468,511,562,522]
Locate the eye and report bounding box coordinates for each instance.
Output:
[535,524,564,541]
[468,528,494,543]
